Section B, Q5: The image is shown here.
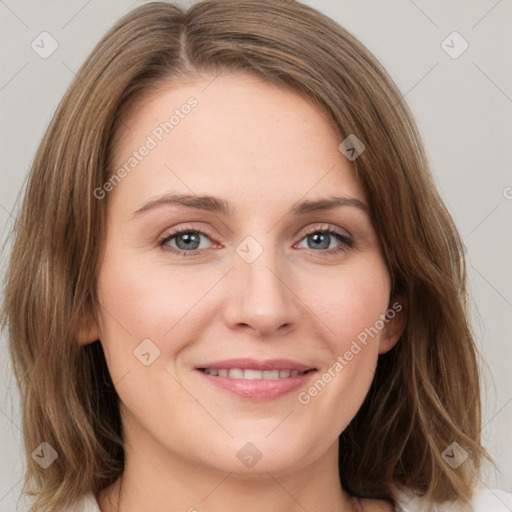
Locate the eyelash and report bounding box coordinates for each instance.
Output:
[156,224,354,258]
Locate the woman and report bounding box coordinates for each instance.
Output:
[2,1,510,511]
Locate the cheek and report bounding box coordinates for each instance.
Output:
[95,253,211,430]
[94,248,208,378]
[296,260,391,430]
[313,260,391,354]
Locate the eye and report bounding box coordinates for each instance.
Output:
[157,223,354,257]
[295,224,353,256]
[157,225,214,256]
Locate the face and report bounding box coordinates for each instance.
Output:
[87,72,404,477]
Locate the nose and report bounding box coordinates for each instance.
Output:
[222,245,302,338]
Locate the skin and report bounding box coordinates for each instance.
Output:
[82,72,405,512]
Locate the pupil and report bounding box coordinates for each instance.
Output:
[310,233,329,250]
[177,232,200,250]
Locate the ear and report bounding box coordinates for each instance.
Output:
[378,298,407,354]
[76,307,101,346]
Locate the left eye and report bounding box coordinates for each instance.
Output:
[296,228,351,251]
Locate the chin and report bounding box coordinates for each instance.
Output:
[191,434,323,477]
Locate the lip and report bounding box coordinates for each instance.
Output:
[197,358,314,372]
[196,358,317,400]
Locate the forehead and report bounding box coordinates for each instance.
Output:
[109,72,365,214]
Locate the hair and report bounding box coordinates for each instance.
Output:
[1,1,491,510]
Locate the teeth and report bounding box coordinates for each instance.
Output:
[202,368,307,379]
[228,368,244,379]
[243,369,263,380]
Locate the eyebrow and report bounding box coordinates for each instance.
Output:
[132,193,369,217]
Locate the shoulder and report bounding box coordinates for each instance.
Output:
[394,487,512,511]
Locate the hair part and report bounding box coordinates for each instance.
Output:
[2,1,490,510]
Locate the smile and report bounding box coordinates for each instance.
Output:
[195,359,317,399]
[199,368,310,379]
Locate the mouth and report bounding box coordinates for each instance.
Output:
[198,368,312,379]
[195,358,317,399]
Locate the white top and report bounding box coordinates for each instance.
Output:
[67,488,512,511]
[394,488,512,511]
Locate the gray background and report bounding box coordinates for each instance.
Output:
[1,0,511,510]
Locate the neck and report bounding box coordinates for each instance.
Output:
[98,433,358,512]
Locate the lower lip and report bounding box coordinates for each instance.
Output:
[197,370,316,400]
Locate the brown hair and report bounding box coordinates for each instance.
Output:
[2,1,491,510]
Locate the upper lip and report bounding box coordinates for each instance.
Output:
[196,358,315,372]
